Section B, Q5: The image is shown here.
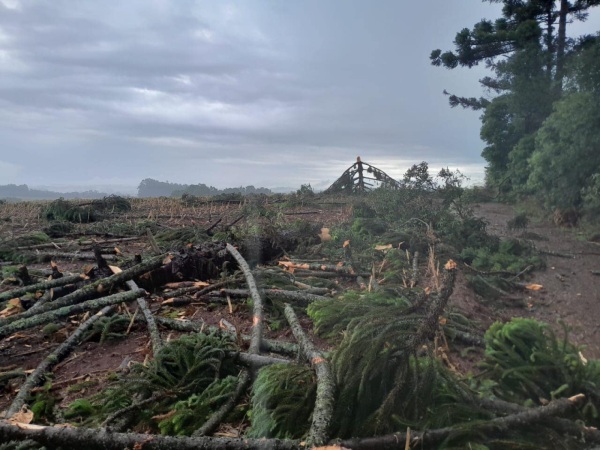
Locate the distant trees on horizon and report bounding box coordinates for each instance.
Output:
[137,178,272,198]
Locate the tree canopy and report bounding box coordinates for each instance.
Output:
[432,0,600,210]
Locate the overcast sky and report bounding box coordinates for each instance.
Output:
[0,1,599,194]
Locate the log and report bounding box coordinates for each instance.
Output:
[0,275,83,304]
[0,289,146,339]
[77,237,140,246]
[5,305,115,418]
[110,265,162,355]
[233,352,290,369]
[279,260,362,276]
[0,254,166,328]
[337,394,587,450]
[162,275,244,299]
[226,244,263,355]
[0,421,299,450]
[24,252,118,262]
[283,304,334,448]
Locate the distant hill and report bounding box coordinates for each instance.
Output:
[0,180,274,201]
[137,178,272,198]
[0,184,113,200]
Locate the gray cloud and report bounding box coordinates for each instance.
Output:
[1,0,597,192]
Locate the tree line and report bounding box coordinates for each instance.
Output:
[432,0,600,216]
[137,178,272,198]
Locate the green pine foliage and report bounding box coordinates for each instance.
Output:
[70,331,240,433]
[307,290,412,341]
[83,315,130,343]
[480,318,600,423]
[247,363,317,439]
[158,375,238,436]
[63,399,96,421]
[460,238,544,273]
[43,198,97,223]
[309,291,485,437]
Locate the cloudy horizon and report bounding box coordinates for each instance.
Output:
[1,1,599,195]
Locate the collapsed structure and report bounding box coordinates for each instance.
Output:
[324,157,402,194]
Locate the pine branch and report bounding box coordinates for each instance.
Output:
[192,244,266,436]
[192,369,251,437]
[110,264,162,355]
[0,274,84,304]
[337,394,588,449]
[0,289,146,339]
[5,306,115,419]
[283,304,334,447]
[0,254,166,328]
[225,243,263,355]
[0,420,300,450]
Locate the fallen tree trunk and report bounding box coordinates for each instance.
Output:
[279,260,367,277]
[0,421,299,450]
[0,254,166,327]
[337,394,587,450]
[226,244,263,354]
[283,304,335,448]
[110,263,162,355]
[0,274,84,304]
[0,289,146,339]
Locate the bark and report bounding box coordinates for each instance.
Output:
[337,394,586,450]
[146,228,162,254]
[5,305,115,418]
[473,396,600,445]
[410,262,456,348]
[26,290,53,315]
[279,261,363,276]
[0,289,146,339]
[233,352,290,369]
[225,243,264,355]
[162,275,243,299]
[283,304,335,448]
[410,251,419,287]
[0,421,299,450]
[556,0,569,83]
[0,275,83,303]
[0,369,26,383]
[23,251,118,262]
[117,270,162,355]
[0,254,166,327]
[16,242,64,250]
[77,237,140,246]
